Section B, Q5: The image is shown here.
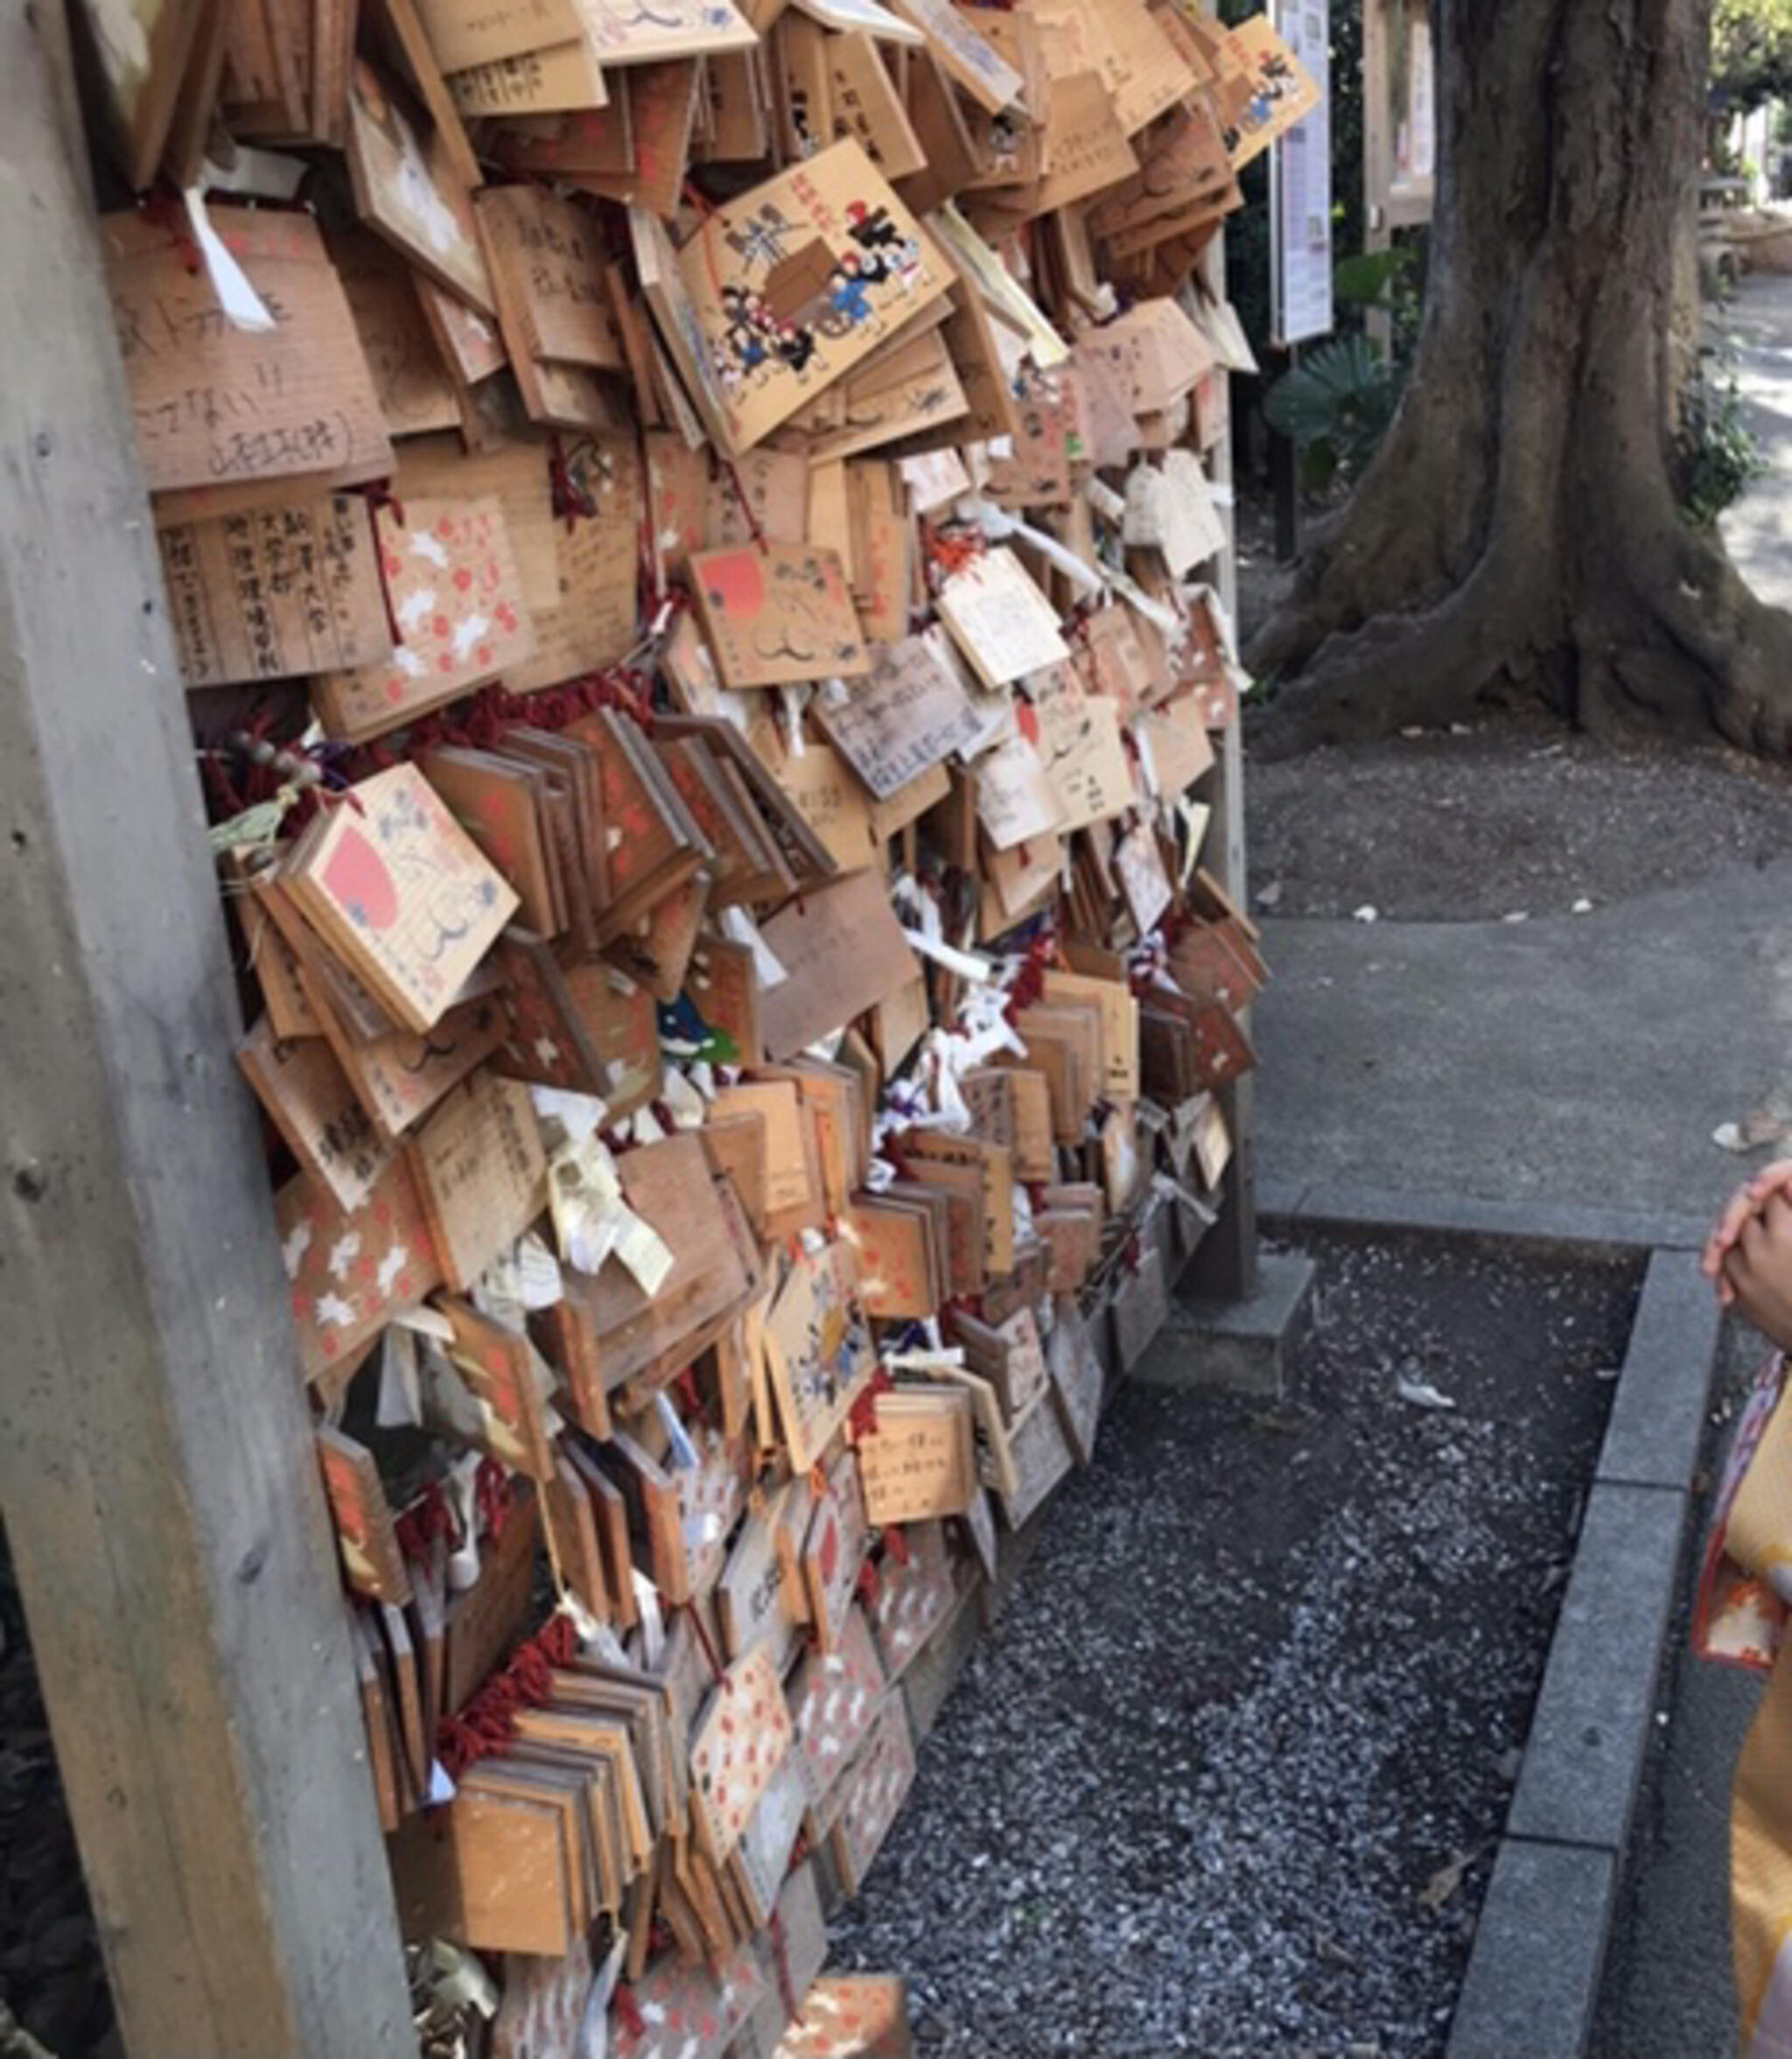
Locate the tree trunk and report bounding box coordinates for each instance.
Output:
[1247,0,1792,758]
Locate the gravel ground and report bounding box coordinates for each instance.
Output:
[1245,715,1792,923]
[830,1231,1642,2059]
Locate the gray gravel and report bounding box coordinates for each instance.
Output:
[1245,716,1792,925]
[830,1232,1641,2058]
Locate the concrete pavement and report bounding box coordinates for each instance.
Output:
[1255,858,1792,1232]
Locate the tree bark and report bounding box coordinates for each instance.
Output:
[1248,0,1792,757]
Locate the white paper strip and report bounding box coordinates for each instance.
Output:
[182,186,276,332]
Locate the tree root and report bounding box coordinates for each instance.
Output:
[1250,516,1792,762]
[1574,508,1792,754]
[1247,530,1554,757]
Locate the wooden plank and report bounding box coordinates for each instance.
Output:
[0,14,415,2056]
[1361,0,1394,358]
[1181,223,1257,1305]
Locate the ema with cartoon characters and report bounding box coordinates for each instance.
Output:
[710,197,927,400]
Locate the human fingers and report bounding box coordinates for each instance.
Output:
[1746,1160,1792,1203]
[1708,1185,1768,1271]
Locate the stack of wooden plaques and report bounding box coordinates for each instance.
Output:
[74,0,1318,2042]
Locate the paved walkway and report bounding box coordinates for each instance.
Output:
[1255,859,1792,1235]
[1719,266,1792,611]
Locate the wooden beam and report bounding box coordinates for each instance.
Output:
[1181,234,1258,1306]
[0,7,414,2055]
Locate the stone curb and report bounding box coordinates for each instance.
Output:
[1448,1841,1616,2059]
[1260,1180,1710,1255]
[1444,1251,1721,2059]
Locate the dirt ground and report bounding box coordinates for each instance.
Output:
[1245,712,1792,924]
[830,1230,1640,2059]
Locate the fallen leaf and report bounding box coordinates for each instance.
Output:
[1420,1845,1484,1913]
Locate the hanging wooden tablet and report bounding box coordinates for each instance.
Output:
[407,1069,547,1290]
[773,1974,913,2059]
[438,1296,559,1479]
[345,59,494,312]
[690,542,872,689]
[312,494,536,742]
[668,140,953,455]
[802,1446,872,1650]
[236,1014,395,1211]
[763,1237,878,1472]
[104,207,393,501]
[829,1692,916,1894]
[315,1425,412,1602]
[158,494,393,689]
[787,1600,886,1805]
[276,1151,442,1389]
[688,1643,794,1866]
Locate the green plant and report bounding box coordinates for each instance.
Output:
[1262,331,1404,491]
[1331,245,1416,309]
[1713,0,1792,113]
[1678,358,1767,526]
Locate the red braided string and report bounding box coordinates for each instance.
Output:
[474,1456,511,1544]
[686,1599,725,1682]
[919,515,987,593]
[721,457,769,555]
[1002,930,1058,1024]
[138,189,203,274]
[768,1907,802,2024]
[614,1984,647,2038]
[847,1366,894,1443]
[435,1611,579,1779]
[549,433,598,524]
[345,669,658,782]
[395,1482,455,1565]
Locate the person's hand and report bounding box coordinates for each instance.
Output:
[1725,1192,1792,1350]
[1704,1161,1792,1305]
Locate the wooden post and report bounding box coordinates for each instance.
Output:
[1183,239,1259,1306]
[1362,0,1395,357]
[0,9,415,2055]
[1362,0,1436,357]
